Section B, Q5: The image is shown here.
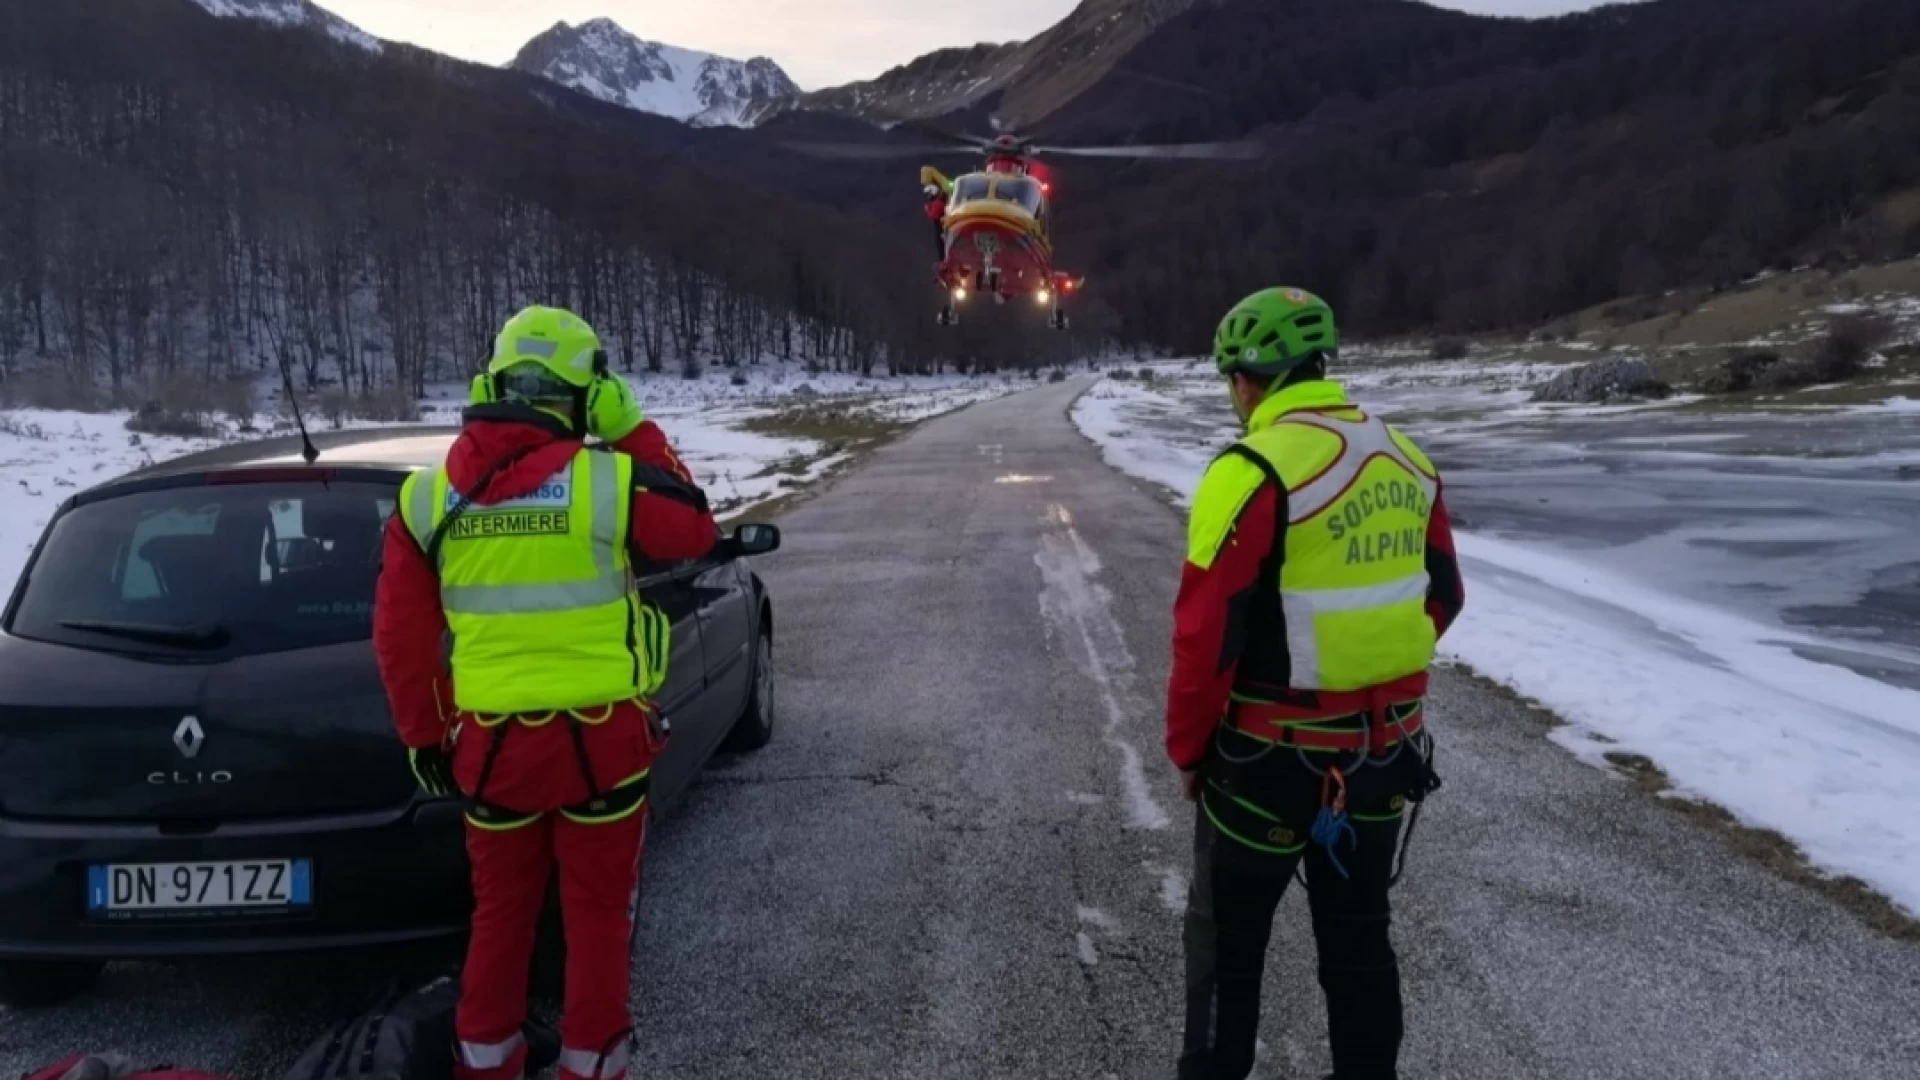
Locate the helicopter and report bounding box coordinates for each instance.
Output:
[786,127,1261,329]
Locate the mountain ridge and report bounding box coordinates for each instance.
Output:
[774,0,1201,129]
[187,0,380,53]
[509,18,799,128]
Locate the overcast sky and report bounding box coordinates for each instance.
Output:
[319,0,1627,90]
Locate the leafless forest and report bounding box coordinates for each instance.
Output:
[0,1,1088,417]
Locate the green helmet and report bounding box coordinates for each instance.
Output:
[1213,287,1338,377]
[487,306,604,391]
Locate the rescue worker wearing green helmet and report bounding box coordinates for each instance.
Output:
[1166,288,1466,1080]
[373,306,718,1080]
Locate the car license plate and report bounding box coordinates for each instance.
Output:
[86,860,312,913]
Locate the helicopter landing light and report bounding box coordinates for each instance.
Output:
[1036,289,1052,305]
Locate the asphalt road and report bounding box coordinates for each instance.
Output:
[6,381,1919,1079]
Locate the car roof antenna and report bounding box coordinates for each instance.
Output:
[278,357,322,466]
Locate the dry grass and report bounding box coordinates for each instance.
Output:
[737,399,910,446]
[721,451,868,524]
[314,385,420,425]
[1600,751,1920,941]
[0,367,264,417]
[1559,257,1920,350]
[0,412,51,441]
[1669,348,1920,412]
[721,396,964,521]
[0,368,106,411]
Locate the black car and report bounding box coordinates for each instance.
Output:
[0,427,779,1007]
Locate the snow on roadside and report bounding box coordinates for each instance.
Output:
[0,411,228,593]
[1071,375,1229,503]
[1448,534,1920,914]
[1070,368,1920,917]
[1842,395,1920,416]
[642,371,1022,515]
[0,367,1026,589]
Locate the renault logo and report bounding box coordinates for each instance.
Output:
[173,716,205,759]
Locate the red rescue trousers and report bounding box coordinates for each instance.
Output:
[452,701,662,1080]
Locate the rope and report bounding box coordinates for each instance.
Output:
[1310,766,1360,879]
[1390,800,1427,887]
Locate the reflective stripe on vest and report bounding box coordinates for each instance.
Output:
[441,571,629,615]
[1280,411,1438,524]
[1281,574,1432,691]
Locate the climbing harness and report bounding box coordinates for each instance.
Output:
[458,703,657,830]
[1310,766,1361,878]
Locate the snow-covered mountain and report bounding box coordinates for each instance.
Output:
[509,19,799,128]
[188,0,381,54]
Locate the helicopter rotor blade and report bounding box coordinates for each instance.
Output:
[778,141,978,160]
[891,118,996,149]
[1029,141,1265,161]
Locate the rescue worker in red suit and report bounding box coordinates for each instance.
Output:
[922,165,952,262]
[374,306,717,1080]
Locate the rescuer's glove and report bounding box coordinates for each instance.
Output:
[586,375,645,443]
[408,746,457,798]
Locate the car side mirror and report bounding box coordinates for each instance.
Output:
[727,523,781,558]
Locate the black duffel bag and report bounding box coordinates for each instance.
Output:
[282,977,558,1080]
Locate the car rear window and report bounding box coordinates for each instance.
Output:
[6,480,398,658]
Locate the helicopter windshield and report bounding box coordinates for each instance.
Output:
[950,175,992,204]
[992,177,1044,215]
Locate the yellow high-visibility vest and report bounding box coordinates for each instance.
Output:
[397,447,668,715]
[1187,380,1440,692]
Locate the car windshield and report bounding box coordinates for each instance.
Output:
[950,175,992,204]
[6,480,397,658]
[993,177,1043,214]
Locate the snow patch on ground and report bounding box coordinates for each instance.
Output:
[1843,396,1920,415]
[1450,533,1920,914]
[1071,375,1229,507]
[1153,866,1189,913]
[1069,368,1920,917]
[1075,906,1122,934]
[639,369,1020,515]
[1074,931,1099,966]
[1034,506,1171,831]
